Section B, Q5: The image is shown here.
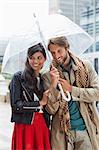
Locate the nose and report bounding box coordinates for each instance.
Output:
[33,58,39,64]
[54,52,60,60]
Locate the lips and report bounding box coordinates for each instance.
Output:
[34,65,38,67]
[33,64,39,67]
[58,59,61,62]
[57,57,62,62]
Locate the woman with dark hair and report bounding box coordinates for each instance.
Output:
[9,43,58,150]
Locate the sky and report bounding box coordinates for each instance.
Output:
[0,0,49,38]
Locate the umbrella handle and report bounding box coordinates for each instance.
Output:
[58,83,71,101]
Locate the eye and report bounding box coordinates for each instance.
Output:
[51,51,55,55]
[37,56,42,60]
[58,49,61,53]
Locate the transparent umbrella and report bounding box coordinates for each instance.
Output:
[1,14,94,75]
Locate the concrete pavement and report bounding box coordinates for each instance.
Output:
[0,102,13,150]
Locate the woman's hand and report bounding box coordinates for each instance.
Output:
[39,90,50,106]
[50,65,60,88]
[59,78,72,93]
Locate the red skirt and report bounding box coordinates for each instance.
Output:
[11,112,51,150]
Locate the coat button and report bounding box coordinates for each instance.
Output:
[78,95,80,98]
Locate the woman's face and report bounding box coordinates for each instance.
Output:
[28,51,46,73]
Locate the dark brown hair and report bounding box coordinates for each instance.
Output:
[48,36,70,50]
[28,43,46,59]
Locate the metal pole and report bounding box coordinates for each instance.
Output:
[73,0,76,22]
[33,13,71,102]
[93,0,96,52]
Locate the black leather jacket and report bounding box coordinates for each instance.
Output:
[9,71,50,127]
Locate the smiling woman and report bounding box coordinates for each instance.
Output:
[9,43,51,150]
[0,0,49,38]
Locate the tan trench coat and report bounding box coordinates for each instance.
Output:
[42,61,99,150]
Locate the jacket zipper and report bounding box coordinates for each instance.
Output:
[31,112,35,124]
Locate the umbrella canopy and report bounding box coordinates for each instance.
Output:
[38,14,94,55]
[1,14,94,75]
[0,74,8,96]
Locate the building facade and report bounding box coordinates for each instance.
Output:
[80,0,99,73]
[49,0,99,74]
[49,0,89,24]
